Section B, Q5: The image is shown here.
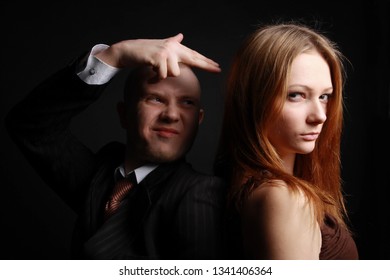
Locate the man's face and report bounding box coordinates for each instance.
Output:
[120,65,204,169]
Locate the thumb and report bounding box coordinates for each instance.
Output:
[170,33,184,43]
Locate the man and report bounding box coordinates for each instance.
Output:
[5,33,226,259]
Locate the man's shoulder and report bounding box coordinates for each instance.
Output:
[169,160,227,192]
[154,160,227,211]
[175,159,222,179]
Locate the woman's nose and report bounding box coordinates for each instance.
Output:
[307,101,327,124]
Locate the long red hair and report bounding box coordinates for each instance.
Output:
[215,22,348,228]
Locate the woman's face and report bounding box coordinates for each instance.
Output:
[268,50,333,160]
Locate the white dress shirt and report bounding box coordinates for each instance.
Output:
[77,44,120,85]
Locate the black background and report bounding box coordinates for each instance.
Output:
[1,0,389,259]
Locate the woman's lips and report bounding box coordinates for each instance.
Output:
[301,132,319,141]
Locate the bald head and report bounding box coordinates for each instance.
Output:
[117,63,205,169]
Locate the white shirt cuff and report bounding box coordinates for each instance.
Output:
[77,44,121,85]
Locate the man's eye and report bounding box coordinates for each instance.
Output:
[147,96,163,103]
[182,100,195,105]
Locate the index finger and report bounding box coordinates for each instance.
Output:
[181,48,221,73]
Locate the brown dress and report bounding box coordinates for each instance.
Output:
[319,214,359,259]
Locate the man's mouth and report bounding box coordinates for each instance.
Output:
[153,127,179,137]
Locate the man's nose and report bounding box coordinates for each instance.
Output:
[160,104,180,122]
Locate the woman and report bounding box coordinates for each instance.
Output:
[215,22,359,259]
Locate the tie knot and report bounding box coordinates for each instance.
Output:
[110,178,134,202]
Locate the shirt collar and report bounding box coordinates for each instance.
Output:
[114,164,158,184]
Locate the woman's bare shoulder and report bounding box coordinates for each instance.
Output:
[246,180,305,211]
[243,180,321,259]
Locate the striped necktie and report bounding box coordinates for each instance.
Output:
[104,174,135,220]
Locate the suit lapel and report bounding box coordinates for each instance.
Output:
[83,157,185,259]
[82,143,125,239]
[83,184,151,259]
[139,159,184,202]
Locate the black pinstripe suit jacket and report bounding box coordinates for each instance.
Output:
[5,60,227,259]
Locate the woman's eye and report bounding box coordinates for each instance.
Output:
[320,94,332,103]
[287,92,304,101]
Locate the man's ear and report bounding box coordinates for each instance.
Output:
[198,109,204,125]
[117,101,127,129]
